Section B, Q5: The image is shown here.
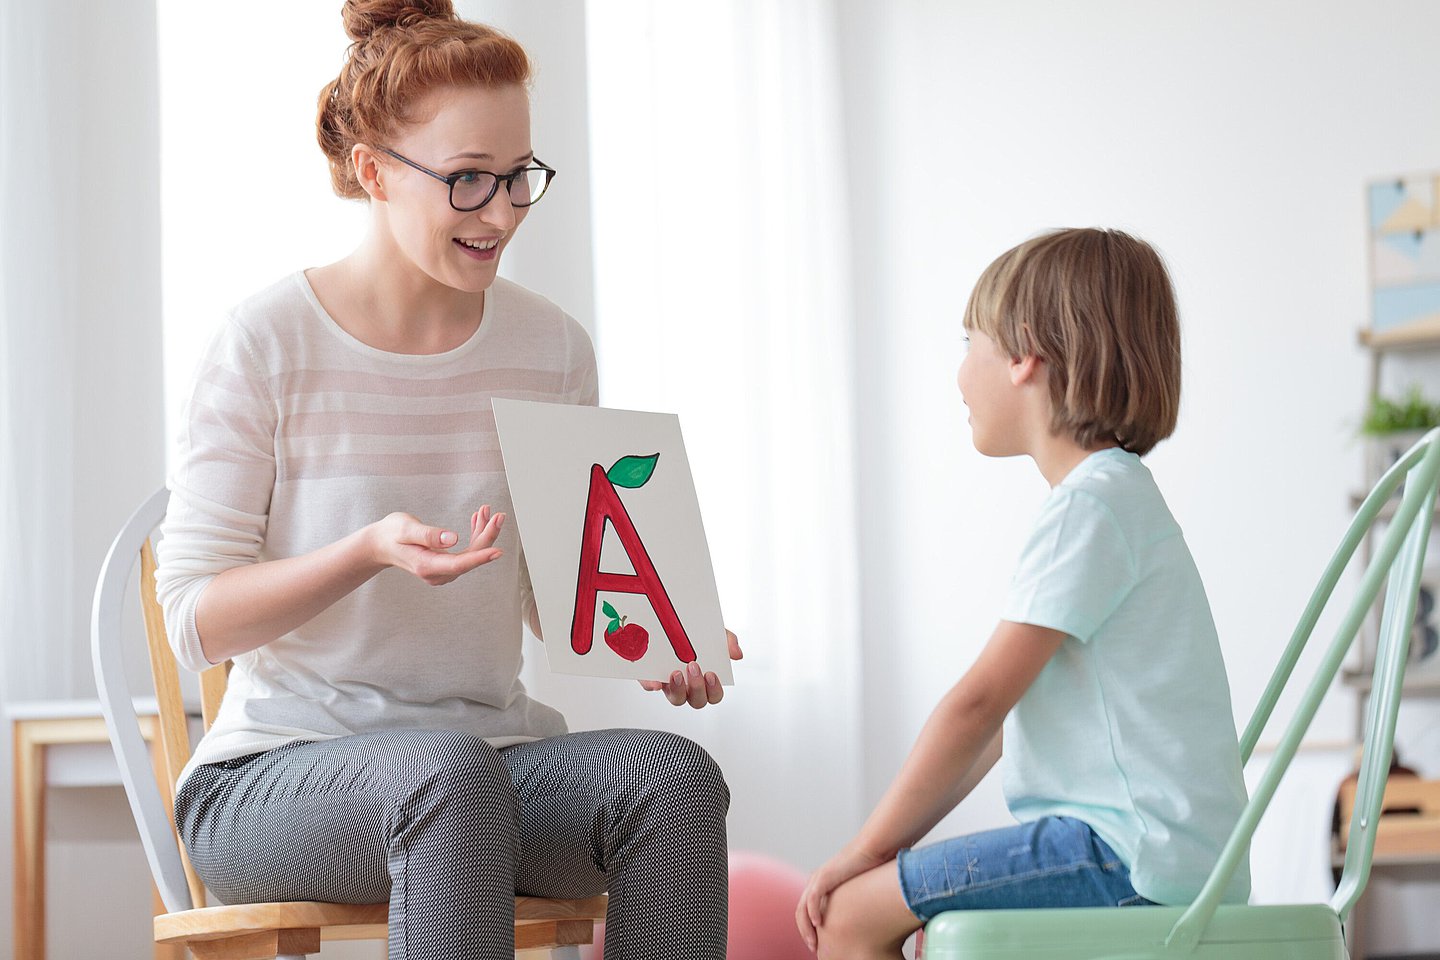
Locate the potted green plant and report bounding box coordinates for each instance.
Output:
[1362,386,1440,487]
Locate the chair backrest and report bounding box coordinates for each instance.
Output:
[1163,428,1440,952]
[92,487,229,915]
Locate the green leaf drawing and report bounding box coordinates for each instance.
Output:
[601,601,619,620]
[606,618,622,635]
[607,453,660,488]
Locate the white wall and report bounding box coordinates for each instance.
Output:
[835,0,1440,947]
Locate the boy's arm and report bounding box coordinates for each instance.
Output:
[799,620,1065,946]
[849,619,1066,858]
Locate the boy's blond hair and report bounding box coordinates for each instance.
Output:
[963,228,1181,457]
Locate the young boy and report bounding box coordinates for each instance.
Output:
[797,229,1249,959]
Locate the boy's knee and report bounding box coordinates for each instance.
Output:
[818,879,881,958]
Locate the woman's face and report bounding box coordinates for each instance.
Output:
[379,83,534,294]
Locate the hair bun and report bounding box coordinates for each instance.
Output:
[342,0,457,42]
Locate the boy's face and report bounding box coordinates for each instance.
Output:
[957,329,1026,457]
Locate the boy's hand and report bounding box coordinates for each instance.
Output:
[796,843,889,952]
[638,629,743,708]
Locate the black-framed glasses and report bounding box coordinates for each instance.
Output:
[378,147,556,212]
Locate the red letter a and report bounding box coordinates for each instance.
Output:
[570,463,696,662]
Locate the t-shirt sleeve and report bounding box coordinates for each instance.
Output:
[154,319,277,673]
[1002,488,1138,643]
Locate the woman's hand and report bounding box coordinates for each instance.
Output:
[795,843,890,952]
[639,629,743,708]
[367,506,506,586]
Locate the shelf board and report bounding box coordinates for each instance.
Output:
[1359,318,1440,351]
[1340,666,1440,696]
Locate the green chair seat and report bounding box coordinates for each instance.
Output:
[924,904,1345,959]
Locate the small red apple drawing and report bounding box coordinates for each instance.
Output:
[601,600,649,661]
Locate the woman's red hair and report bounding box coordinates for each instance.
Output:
[316,0,530,199]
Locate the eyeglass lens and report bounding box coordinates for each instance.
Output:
[452,168,551,210]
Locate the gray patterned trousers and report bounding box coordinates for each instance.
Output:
[174,727,730,959]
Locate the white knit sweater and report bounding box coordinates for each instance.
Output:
[156,271,597,787]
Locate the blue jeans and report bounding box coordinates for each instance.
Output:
[897,816,1156,920]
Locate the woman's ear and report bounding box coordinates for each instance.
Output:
[352,144,388,202]
[1010,353,1043,386]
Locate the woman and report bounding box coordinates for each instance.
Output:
[155,3,737,957]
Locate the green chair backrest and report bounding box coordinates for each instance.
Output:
[1162,427,1440,952]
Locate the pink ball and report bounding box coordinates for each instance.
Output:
[576,850,817,960]
[726,850,817,960]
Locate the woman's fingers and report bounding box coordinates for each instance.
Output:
[639,674,691,703]
[704,671,724,704]
[641,668,723,707]
[469,510,505,550]
[664,670,687,706]
[683,662,708,708]
[427,528,458,548]
[378,510,507,585]
[726,629,743,661]
[406,542,502,585]
[392,514,456,550]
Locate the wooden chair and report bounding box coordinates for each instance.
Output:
[920,430,1440,959]
[92,488,607,960]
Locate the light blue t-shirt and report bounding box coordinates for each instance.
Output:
[1001,447,1250,906]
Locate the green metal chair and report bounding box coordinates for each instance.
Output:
[921,428,1440,960]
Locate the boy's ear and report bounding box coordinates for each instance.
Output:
[1009,353,1043,386]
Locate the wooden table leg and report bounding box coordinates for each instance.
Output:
[13,720,47,960]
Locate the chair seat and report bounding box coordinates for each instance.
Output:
[156,895,609,948]
[922,903,1346,960]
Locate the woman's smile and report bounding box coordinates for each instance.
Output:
[454,235,502,261]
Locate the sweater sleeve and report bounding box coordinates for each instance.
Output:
[154,319,278,673]
[564,315,600,407]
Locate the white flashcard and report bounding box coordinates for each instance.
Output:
[492,399,732,683]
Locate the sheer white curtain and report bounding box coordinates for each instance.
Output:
[0,1,164,702]
[577,0,864,869]
[2,3,164,954]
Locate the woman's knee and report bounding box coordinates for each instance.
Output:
[422,729,508,781]
[383,729,515,816]
[623,729,730,810]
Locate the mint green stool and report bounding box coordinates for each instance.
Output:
[922,428,1440,960]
